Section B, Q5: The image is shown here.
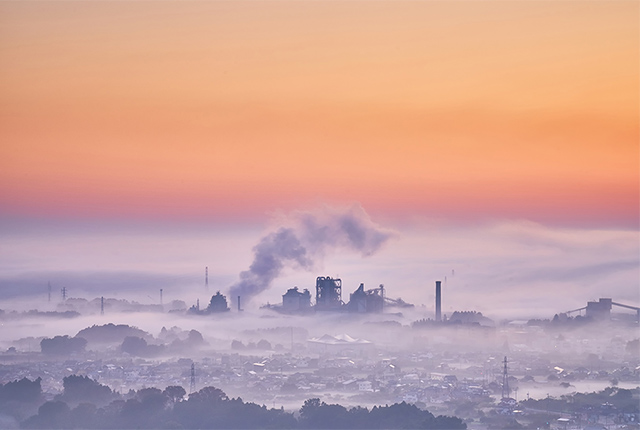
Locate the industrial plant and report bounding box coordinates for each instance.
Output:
[566,297,640,322]
[186,275,640,331]
[263,276,414,314]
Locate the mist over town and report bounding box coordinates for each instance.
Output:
[1,0,638,429]
[0,207,638,429]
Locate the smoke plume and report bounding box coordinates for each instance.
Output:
[229,205,393,303]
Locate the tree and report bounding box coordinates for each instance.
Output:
[76,323,151,345]
[164,386,186,403]
[69,403,97,429]
[40,336,87,355]
[187,330,204,345]
[299,398,350,429]
[257,339,272,350]
[0,377,42,404]
[120,336,148,355]
[188,386,228,404]
[59,375,115,405]
[22,401,70,429]
[120,336,166,357]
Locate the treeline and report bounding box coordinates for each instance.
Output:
[519,386,639,415]
[39,324,206,357]
[0,376,466,429]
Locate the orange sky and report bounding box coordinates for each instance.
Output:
[1,1,638,226]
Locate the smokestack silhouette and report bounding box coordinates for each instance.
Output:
[229,205,393,304]
[435,280,442,322]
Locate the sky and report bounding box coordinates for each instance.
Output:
[0,1,638,318]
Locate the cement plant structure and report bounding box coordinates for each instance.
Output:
[275,276,413,314]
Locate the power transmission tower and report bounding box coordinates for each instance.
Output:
[501,356,511,399]
[190,363,196,394]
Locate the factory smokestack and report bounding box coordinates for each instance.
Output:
[435,280,442,322]
[228,205,393,304]
[237,296,242,312]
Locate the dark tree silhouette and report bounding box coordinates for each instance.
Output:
[69,403,98,429]
[0,377,43,424]
[164,386,187,403]
[40,335,87,355]
[58,375,116,405]
[19,380,467,429]
[120,335,148,355]
[299,398,465,429]
[76,323,151,344]
[120,336,166,357]
[22,401,70,429]
[0,377,42,404]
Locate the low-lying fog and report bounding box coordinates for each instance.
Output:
[0,304,638,409]
[0,209,638,411]
[1,211,638,321]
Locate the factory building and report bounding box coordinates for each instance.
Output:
[586,298,612,320]
[315,276,343,311]
[282,287,312,312]
[347,283,384,313]
[569,298,639,322]
[271,276,413,314]
[207,291,230,313]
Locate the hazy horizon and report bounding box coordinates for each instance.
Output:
[1,206,638,322]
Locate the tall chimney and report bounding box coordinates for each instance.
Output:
[435,281,442,322]
[237,295,242,312]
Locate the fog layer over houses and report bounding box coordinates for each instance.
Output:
[0,208,638,429]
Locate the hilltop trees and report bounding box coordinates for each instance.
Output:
[299,398,466,429]
[40,335,87,355]
[0,377,43,425]
[58,375,116,406]
[20,378,467,429]
[76,323,151,345]
[0,377,42,404]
